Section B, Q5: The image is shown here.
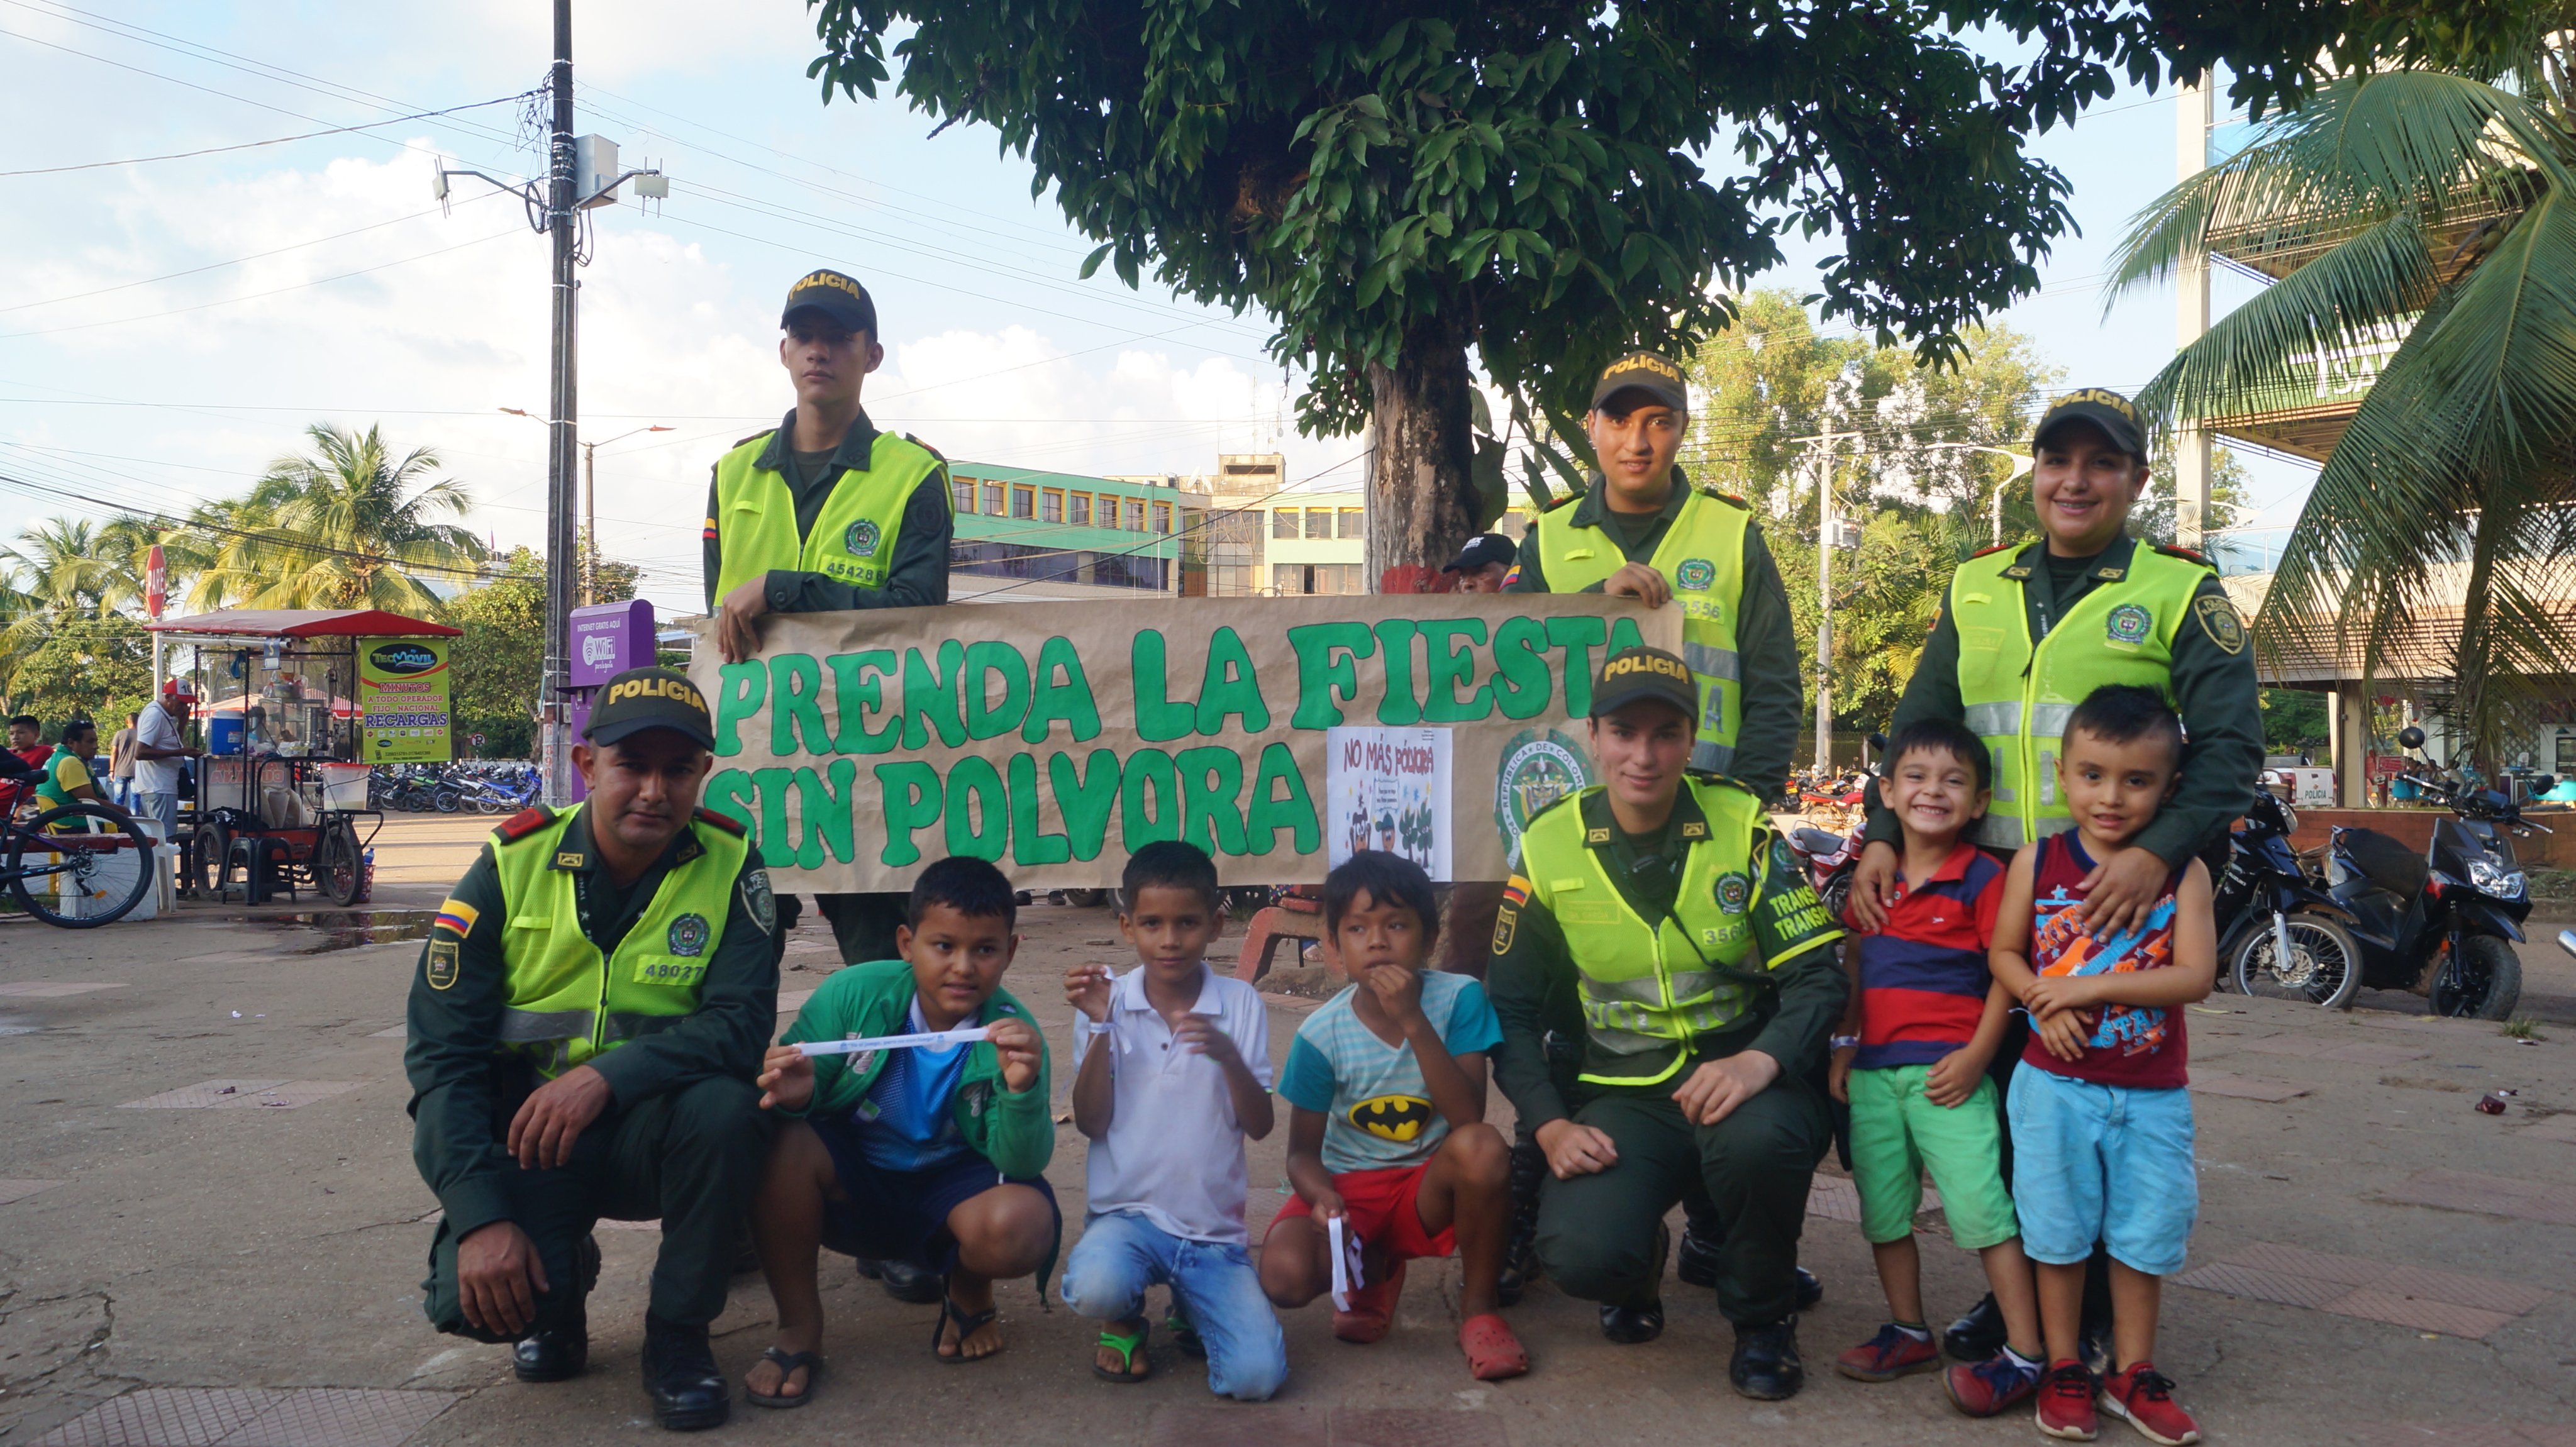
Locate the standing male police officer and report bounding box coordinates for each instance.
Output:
[1847,387,2263,1360]
[408,668,777,1431]
[1491,646,1846,1399]
[1503,350,1812,1306]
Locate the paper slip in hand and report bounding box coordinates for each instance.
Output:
[1328,1214,1366,1312]
[797,1026,991,1057]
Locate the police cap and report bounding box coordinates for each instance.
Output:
[583,667,715,751]
[1441,532,1517,574]
[1590,645,1698,722]
[1590,350,1688,414]
[2033,387,2146,459]
[782,269,878,338]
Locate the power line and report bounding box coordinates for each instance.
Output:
[0,92,533,177]
[0,228,523,341]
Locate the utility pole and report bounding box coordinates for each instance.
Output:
[539,0,579,806]
[2173,77,2214,549]
[579,425,672,604]
[1810,432,1847,773]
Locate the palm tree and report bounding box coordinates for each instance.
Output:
[187,423,487,613]
[2109,60,2576,768]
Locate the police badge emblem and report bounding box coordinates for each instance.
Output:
[667,912,711,957]
[425,940,460,990]
[2106,602,2153,645]
[1714,872,1752,914]
[844,518,882,558]
[1675,558,1717,591]
[741,869,777,934]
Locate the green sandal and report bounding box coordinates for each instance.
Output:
[1092,1319,1152,1383]
[1165,1307,1204,1360]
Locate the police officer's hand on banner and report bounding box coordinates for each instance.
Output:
[1602,561,1674,609]
[2077,845,2172,938]
[1846,840,1900,932]
[505,1064,614,1170]
[714,578,772,665]
[1532,1118,1621,1179]
[455,1220,549,1336]
[1671,1049,1781,1127]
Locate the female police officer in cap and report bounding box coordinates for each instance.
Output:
[1488,646,1846,1400]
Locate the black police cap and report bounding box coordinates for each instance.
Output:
[1591,645,1699,721]
[583,667,715,751]
[781,269,877,337]
[2033,387,2147,459]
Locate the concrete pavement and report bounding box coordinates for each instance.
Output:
[5,821,2576,1446]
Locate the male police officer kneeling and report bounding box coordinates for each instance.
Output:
[408,667,778,1431]
[1489,647,1846,1399]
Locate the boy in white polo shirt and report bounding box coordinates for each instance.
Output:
[1060,841,1285,1398]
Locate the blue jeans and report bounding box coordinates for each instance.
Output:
[1060,1210,1287,1401]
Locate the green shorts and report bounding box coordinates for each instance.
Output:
[1846,1064,2019,1250]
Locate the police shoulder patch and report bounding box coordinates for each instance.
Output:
[492,804,557,843]
[2194,594,2248,654]
[693,806,748,838]
[425,939,460,990]
[740,868,777,934]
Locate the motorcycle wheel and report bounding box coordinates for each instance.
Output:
[2229,912,2362,1009]
[2429,934,2523,1021]
[433,788,462,814]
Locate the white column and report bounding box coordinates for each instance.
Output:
[2173,80,2214,548]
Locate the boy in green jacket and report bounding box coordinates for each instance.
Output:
[743,857,1055,1405]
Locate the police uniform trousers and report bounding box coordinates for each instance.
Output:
[1536,1068,1831,1326]
[422,1074,772,1341]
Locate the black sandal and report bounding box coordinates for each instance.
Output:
[745,1347,823,1408]
[932,1291,1001,1364]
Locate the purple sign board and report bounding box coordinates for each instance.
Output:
[565,599,654,801]
[569,599,654,687]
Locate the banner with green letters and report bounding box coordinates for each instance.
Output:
[689,596,1678,891]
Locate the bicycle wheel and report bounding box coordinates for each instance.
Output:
[6,805,154,927]
[316,820,362,907]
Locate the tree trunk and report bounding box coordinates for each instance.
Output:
[1363,314,1480,589]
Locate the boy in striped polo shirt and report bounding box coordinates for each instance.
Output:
[1828,718,2045,1416]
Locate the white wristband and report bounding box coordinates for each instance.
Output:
[1076,1016,1114,1042]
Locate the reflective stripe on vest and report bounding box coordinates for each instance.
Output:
[486,804,748,1079]
[1518,777,1774,1086]
[1535,490,1751,775]
[709,431,947,600]
[1948,545,2211,850]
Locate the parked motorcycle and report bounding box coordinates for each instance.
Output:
[2219,786,2362,1007]
[2326,726,2548,1019]
[1782,734,1882,919]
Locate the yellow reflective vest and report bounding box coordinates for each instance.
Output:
[1533,487,1751,777]
[1517,776,1778,1086]
[486,805,748,1078]
[1948,540,2214,850]
[709,430,946,601]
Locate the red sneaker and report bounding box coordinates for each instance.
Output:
[1333,1257,1407,1344]
[1834,1322,1940,1382]
[2036,1359,2099,1441]
[2101,1361,2201,1445]
[1943,1349,2041,1417]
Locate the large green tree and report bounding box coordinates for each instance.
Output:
[186,424,486,614]
[802,0,2427,571]
[2112,41,2576,768]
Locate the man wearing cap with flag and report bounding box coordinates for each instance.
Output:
[1489,646,1846,1398]
[1845,385,2262,1361]
[407,667,779,1431]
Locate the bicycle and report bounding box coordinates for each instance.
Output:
[2,802,155,928]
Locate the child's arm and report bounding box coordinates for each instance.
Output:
[1360,963,1488,1129]
[1924,979,2014,1108]
[1985,845,2043,1004]
[2030,859,2219,1012]
[1173,1012,1276,1140]
[1829,933,1865,1104]
[1284,1106,1344,1219]
[1065,963,1116,1141]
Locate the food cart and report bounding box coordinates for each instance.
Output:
[146,608,461,906]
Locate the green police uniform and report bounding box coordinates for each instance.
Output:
[702,411,953,612]
[1863,532,2263,866]
[1507,474,1802,799]
[1489,778,1846,1324]
[407,802,779,1341]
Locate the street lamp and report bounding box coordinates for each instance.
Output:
[579,425,674,603]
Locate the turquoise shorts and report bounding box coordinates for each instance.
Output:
[2006,1066,2197,1275]
[1846,1065,2019,1250]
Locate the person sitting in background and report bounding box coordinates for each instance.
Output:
[1441,534,1517,594]
[32,718,136,831]
[1,714,47,818]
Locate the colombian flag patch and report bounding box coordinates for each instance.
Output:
[1501,875,1531,909]
[701,516,718,541]
[434,899,480,936]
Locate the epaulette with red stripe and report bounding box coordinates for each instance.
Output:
[693,806,748,838]
[1706,489,1751,509]
[730,429,773,450]
[904,431,948,462]
[1969,539,2020,558]
[492,804,557,843]
[1541,489,1582,513]
[2151,542,2214,568]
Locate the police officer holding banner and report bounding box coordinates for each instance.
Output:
[1490,646,1847,1400]
[1846,387,2263,1358]
[407,668,777,1431]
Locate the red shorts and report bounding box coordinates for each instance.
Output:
[1269,1163,1454,1261]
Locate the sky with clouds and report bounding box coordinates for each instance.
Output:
[0,0,2296,618]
